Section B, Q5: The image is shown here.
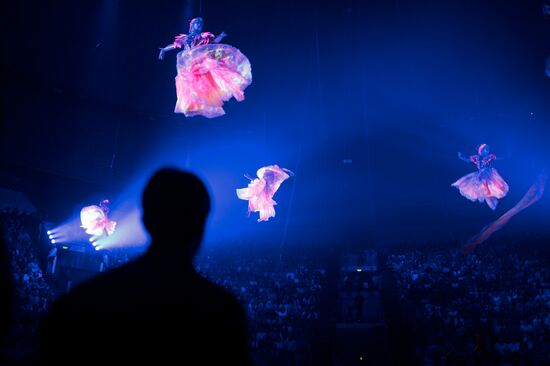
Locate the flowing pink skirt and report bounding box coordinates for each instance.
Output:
[175,44,252,118]
[80,205,117,236]
[452,168,509,209]
[236,178,277,222]
[236,165,292,222]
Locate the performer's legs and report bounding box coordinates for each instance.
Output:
[486,197,498,210]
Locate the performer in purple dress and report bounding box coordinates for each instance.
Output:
[452,144,509,210]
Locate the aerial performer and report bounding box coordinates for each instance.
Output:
[452,144,509,210]
[158,17,252,118]
[236,165,293,222]
[464,172,547,253]
[80,200,117,237]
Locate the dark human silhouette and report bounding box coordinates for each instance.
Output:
[36,169,250,365]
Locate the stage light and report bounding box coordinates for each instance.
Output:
[48,235,54,239]
[356,268,363,272]
[89,237,95,242]
[51,239,56,244]
[47,230,51,235]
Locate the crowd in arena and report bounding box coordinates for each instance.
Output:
[3,205,550,365]
[196,247,327,366]
[0,208,51,360]
[387,237,550,365]
[1,208,327,365]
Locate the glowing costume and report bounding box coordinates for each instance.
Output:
[158,17,252,118]
[236,165,293,222]
[452,144,509,210]
[80,200,116,236]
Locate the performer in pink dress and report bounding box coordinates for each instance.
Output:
[80,200,117,237]
[236,165,293,222]
[158,17,252,118]
[452,144,509,210]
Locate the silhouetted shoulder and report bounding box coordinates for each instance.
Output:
[38,255,249,365]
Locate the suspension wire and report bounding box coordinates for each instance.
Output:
[108,106,122,193]
[279,13,318,261]
[361,53,375,248]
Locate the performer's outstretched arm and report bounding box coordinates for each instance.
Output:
[282,168,294,177]
[158,44,176,60]
[214,31,227,43]
[457,152,471,163]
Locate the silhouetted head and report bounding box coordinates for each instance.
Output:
[142,168,210,259]
[478,144,490,156]
[189,17,204,34]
